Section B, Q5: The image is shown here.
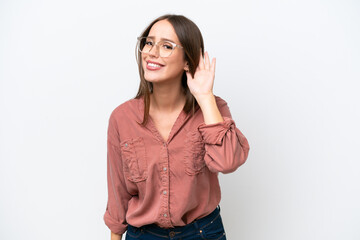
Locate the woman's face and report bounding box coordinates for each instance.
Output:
[142,19,188,84]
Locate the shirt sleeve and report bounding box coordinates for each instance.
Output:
[197,97,250,174]
[103,113,132,235]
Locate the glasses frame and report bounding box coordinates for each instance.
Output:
[137,36,183,57]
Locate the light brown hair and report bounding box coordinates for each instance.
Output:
[135,14,205,126]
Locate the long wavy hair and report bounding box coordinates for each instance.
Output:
[135,14,205,126]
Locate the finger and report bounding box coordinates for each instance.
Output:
[210,57,216,74]
[198,49,205,70]
[204,51,211,70]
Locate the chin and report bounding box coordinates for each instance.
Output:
[144,72,165,83]
[143,67,184,84]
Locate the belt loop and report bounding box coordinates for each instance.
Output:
[194,219,199,230]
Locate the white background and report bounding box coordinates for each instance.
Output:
[1,0,359,239]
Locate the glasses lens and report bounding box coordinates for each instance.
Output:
[137,37,175,57]
[138,37,153,53]
[159,41,174,57]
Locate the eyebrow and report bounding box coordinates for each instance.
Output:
[146,36,176,43]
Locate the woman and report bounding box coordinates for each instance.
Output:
[104,14,250,240]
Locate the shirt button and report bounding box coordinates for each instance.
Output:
[124,143,128,147]
[163,213,167,217]
[163,167,167,171]
[163,143,166,147]
[163,190,167,195]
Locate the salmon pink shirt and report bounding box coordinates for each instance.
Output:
[103,95,250,235]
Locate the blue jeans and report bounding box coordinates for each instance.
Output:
[125,206,226,240]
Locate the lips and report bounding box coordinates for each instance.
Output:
[146,60,164,71]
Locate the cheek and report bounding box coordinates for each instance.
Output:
[167,57,186,72]
[141,57,146,69]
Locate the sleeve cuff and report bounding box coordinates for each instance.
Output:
[197,117,235,145]
[103,210,128,235]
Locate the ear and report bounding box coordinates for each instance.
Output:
[184,62,189,72]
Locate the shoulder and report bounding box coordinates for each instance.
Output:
[213,95,233,117]
[109,97,143,122]
[214,95,229,108]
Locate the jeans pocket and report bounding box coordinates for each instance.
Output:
[120,137,148,183]
[200,214,226,240]
[126,225,144,239]
[184,130,206,175]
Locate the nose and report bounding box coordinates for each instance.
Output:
[148,44,160,58]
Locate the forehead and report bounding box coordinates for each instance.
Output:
[148,20,180,44]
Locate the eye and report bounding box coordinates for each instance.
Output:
[162,42,174,50]
[145,40,153,46]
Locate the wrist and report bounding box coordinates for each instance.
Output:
[194,92,215,106]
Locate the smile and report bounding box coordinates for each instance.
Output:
[146,61,164,70]
[148,62,162,68]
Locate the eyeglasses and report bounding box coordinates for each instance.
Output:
[137,36,183,57]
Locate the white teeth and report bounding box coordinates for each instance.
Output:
[148,62,162,68]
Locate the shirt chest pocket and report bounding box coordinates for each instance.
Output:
[120,137,148,183]
[184,130,206,175]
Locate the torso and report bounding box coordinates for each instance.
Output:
[149,108,183,142]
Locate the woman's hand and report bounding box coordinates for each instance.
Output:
[186,50,216,100]
[186,50,223,125]
[111,231,122,240]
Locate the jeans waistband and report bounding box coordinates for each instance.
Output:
[128,205,221,237]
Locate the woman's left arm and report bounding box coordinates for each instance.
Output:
[197,96,250,173]
[186,51,224,125]
[187,51,250,173]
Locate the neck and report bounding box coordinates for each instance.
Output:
[150,79,186,113]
